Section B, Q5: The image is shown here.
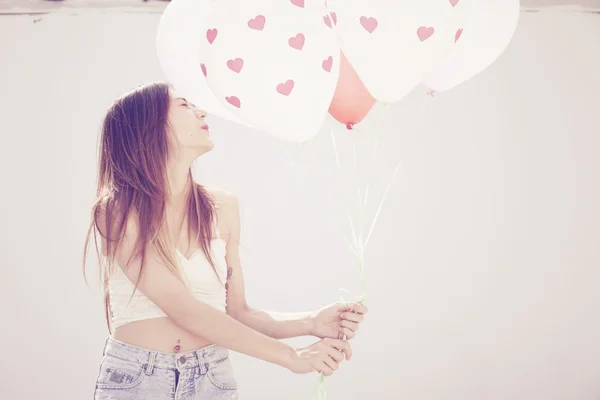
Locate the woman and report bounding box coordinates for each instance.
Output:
[83,82,368,399]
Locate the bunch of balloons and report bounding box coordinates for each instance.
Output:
[157,2,520,398]
[157,0,520,142]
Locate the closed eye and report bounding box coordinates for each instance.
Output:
[175,97,190,107]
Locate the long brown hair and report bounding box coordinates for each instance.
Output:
[82,81,218,333]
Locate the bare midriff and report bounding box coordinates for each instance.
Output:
[112,317,214,353]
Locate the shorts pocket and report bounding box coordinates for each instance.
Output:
[206,356,237,391]
[95,355,146,390]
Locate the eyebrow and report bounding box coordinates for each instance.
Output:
[174,97,197,108]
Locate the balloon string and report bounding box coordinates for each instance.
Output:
[316,374,327,400]
[362,161,402,253]
[275,138,309,167]
[319,129,361,399]
[317,99,428,399]
[318,108,392,399]
[329,128,342,171]
[330,129,362,254]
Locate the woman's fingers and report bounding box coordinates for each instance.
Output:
[343,302,368,315]
[341,310,364,323]
[323,338,353,360]
[317,363,335,376]
[339,326,355,339]
[340,318,360,331]
[326,345,345,363]
[321,355,339,373]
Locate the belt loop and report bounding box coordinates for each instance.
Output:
[145,352,157,376]
[102,336,110,356]
[197,351,207,375]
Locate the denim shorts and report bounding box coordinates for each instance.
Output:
[94,337,238,399]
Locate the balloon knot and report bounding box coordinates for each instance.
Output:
[345,123,354,130]
[426,89,436,97]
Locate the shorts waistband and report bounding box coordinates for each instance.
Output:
[103,337,229,370]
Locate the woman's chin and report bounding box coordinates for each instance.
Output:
[197,139,214,154]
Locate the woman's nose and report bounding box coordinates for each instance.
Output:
[194,108,207,119]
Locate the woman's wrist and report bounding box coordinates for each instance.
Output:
[305,312,317,336]
[271,341,298,370]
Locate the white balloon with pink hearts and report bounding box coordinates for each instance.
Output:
[326,0,473,103]
[198,0,341,143]
[157,0,247,127]
[423,0,521,92]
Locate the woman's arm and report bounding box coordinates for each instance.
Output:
[218,191,317,339]
[232,308,315,340]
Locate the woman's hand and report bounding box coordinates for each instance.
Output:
[287,338,352,376]
[310,301,368,340]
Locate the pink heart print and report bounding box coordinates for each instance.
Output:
[290,0,304,7]
[200,63,207,77]
[324,14,332,28]
[360,16,378,33]
[226,96,240,108]
[288,33,305,50]
[227,58,244,73]
[449,0,459,6]
[248,15,266,30]
[206,29,218,44]
[322,56,333,72]
[417,26,435,41]
[455,28,463,42]
[331,12,337,25]
[276,80,295,96]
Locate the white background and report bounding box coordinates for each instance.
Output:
[0,7,599,400]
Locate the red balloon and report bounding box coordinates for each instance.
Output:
[328,51,376,129]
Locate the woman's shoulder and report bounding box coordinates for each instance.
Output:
[96,197,141,234]
[200,186,240,229]
[201,185,239,208]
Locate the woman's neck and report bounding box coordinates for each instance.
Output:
[167,164,191,198]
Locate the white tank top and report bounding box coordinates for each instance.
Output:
[107,229,228,329]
